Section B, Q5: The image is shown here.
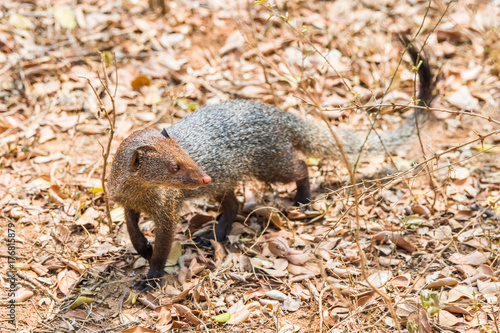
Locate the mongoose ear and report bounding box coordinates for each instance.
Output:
[161,128,170,138]
[131,146,156,172]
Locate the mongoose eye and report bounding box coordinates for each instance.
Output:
[171,165,180,172]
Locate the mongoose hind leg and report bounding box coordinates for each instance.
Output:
[195,192,239,246]
[277,159,311,208]
[294,173,311,207]
[126,209,153,260]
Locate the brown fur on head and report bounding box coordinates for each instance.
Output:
[109,129,211,202]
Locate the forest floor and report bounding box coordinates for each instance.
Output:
[1,0,500,332]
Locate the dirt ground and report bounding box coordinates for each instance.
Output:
[1,0,500,332]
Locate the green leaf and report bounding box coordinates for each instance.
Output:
[54,5,77,30]
[69,296,94,309]
[175,98,199,111]
[88,187,103,193]
[212,312,231,323]
[306,157,321,165]
[9,14,34,30]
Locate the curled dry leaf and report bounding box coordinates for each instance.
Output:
[407,307,431,333]
[372,231,416,253]
[31,263,48,276]
[65,309,88,320]
[454,264,478,276]
[171,321,188,329]
[390,274,411,289]
[110,206,125,223]
[15,288,34,302]
[57,269,79,296]
[437,310,460,327]
[446,285,475,302]
[133,257,148,269]
[260,299,280,314]
[10,207,25,219]
[424,277,459,289]
[60,258,86,274]
[412,205,431,217]
[357,291,377,308]
[287,209,307,220]
[477,279,500,296]
[243,288,267,302]
[477,265,494,277]
[265,290,287,301]
[171,285,194,303]
[138,294,157,310]
[152,305,173,326]
[53,224,70,244]
[189,258,205,276]
[121,326,158,333]
[227,301,260,325]
[257,267,288,277]
[278,324,301,333]
[442,305,471,316]
[178,266,190,285]
[210,239,226,265]
[395,302,418,317]
[366,270,393,288]
[254,206,284,229]
[283,296,301,312]
[379,257,402,266]
[291,283,311,301]
[327,266,361,279]
[285,249,312,266]
[269,237,289,256]
[173,304,202,326]
[448,250,489,266]
[288,262,321,276]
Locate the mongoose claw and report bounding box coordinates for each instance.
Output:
[133,274,163,292]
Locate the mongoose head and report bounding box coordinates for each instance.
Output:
[109,129,212,199]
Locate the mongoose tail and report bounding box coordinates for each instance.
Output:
[109,129,211,291]
[296,43,435,160]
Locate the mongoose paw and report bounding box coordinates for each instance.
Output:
[291,201,310,213]
[193,230,226,247]
[193,234,214,247]
[133,273,163,292]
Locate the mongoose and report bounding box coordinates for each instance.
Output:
[109,44,436,291]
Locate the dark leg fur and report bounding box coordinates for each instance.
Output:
[126,209,152,260]
[286,160,312,207]
[195,192,239,246]
[134,216,174,292]
[294,174,311,206]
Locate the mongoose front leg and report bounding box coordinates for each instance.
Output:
[125,208,153,260]
[134,215,174,292]
[195,192,238,246]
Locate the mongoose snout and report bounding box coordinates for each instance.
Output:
[201,175,212,185]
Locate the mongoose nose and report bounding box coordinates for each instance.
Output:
[201,175,212,185]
